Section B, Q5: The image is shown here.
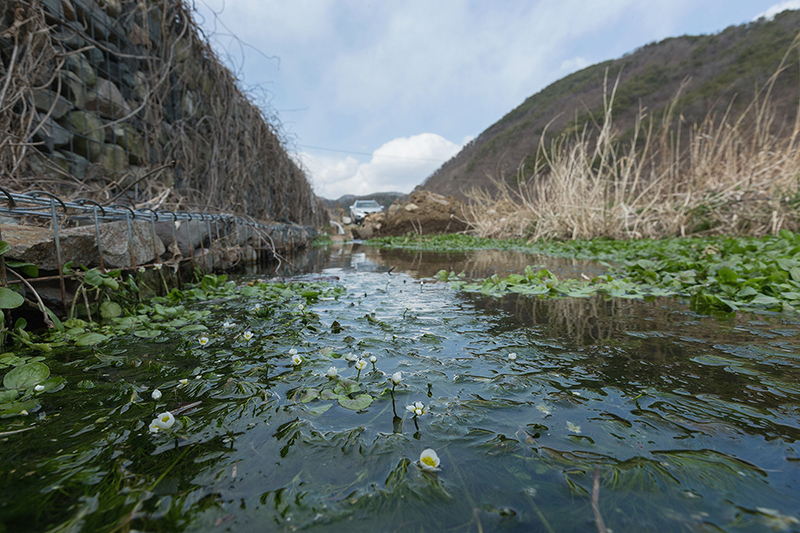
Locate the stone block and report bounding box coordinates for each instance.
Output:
[66,51,97,87]
[30,111,73,152]
[109,123,145,164]
[86,78,131,119]
[57,70,86,108]
[62,0,77,21]
[62,110,104,162]
[1,220,165,271]
[101,143,129,176]
[55,150,91,181]
[73,0,113,41]
[32,88,72,119]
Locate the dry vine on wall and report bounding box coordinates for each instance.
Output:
[0,0,326,226]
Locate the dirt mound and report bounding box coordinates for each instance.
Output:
[352,191,469,238]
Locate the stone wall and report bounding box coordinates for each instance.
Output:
[0,0,327,226]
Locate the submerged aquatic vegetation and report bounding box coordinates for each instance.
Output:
[3,251,800,532]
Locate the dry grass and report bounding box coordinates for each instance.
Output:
[465,34,800,241]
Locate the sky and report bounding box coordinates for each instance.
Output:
[192,0,800,200]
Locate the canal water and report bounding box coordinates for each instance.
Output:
[2,242,800,532]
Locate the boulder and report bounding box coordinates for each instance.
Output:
[32,88,72,119]
[86,79,132,119]
[65,51,96,87]
[100,143,128,176]
[57,70,86,107]
[62,110,104,161]
[30,111,73,153]
[109,123,145,163]
[1,220,165,271]
[366,191,470,237]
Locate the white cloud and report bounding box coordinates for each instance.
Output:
[753,1,800,20]
[300,133,462,199]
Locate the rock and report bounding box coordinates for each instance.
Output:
[57,70,86,107]
[129,23,150,46]
[1,220,165,271]
[62,110,104,161]
[73,0,114,41]
[65,51,96,87]
[0,216,18,225]
[55,150,91,180]
[96,0,120,17]
[101,143,128,176]
[109,123,145,163]
[30,111,73,152]
[32,88,72,119]
[62,0,77,21]
[86,79,131,119]
[404,203,419,212]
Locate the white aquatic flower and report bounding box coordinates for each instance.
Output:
[508,352,517,361]
[567,421,581,434]
[369,355,377,363]
[419,448,441,471]
[252,303,262,311]
[406,404,416,413]
[345,352,358,362]
[34,384,45,392]
[151,389,162,400]
[291,353,303,366]
[222,320,235,328]
[149,420,161,433]
[297,303,305,311]
[536,403,551,415]
[242,331,253,341]
[179,378,189,387]
[137,266,146,273]
[410,401,425,417]
[154,263,163,270]
[355,359,367,370]
[391,371,402,385]
[289,348,298,356]
[155,411,175,430]
[326,366,338,378]
[198,336,209,347]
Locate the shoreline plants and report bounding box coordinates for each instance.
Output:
[464,33,800,241]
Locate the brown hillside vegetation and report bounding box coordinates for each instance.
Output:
[420,10,800,204]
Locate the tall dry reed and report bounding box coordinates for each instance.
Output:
[466,34,800,241]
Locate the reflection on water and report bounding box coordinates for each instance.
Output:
[3,242,800,532]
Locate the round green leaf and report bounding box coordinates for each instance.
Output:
[337,393,373,411]
[0,287,24,309]
[74,332,110,346]
[3,362,50,389]
[100,301,122,319]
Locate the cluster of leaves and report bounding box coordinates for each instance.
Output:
[376,231,800,314]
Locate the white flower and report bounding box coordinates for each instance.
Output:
[252,304,262,312]
[326,366,338,378]
[242,331,253,341]
[345,352,358,362]
[391,371,402,385]
[289,348,298,356]
[34,384,45,392]
[198,336,209,347]
[291,353,303,366]
[137,266,146,273]
[406,404,416,413]
[567,421,581,434]
[151,389,162,400]
[355,359,367,370]
[419,448,441,471]
[154,263,163,270]
[222,320,235,328]
[409,401,425,417]
[508,352,517,361]
[298,303,305,311]
[369,355,377,363]
[179,378,189,387]
[150,411,175,433]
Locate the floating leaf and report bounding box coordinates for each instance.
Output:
[74,332,110,346]
[337,394,373,411]
[3,362,50,389]
[0,400,38,418]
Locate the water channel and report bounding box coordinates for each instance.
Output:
[2,242,800,532]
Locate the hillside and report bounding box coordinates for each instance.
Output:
[419,9,800,200]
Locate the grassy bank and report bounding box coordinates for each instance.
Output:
[463,34,800,241]
[370,232,800,315]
